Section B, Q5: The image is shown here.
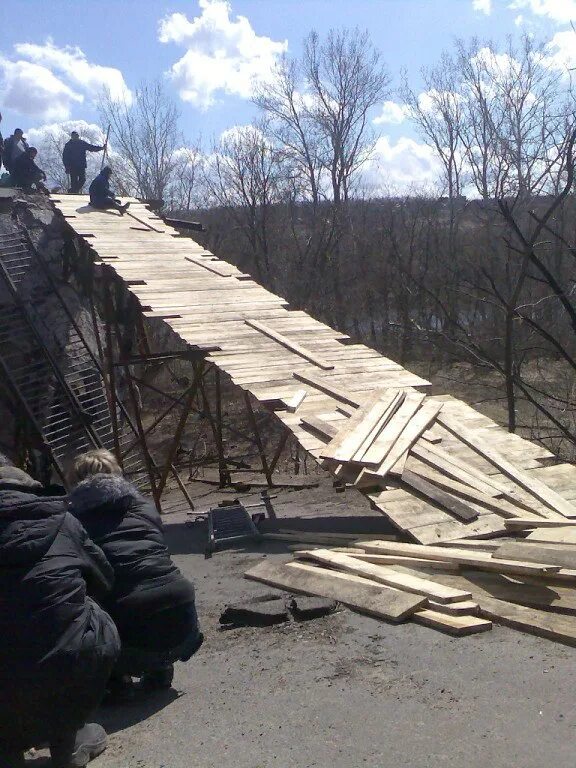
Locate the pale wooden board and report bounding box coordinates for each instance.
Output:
[505,518,576,531]
[438,413,576,518]
[360,392,424,465]
[358,540,561,577]
[495,542,576,570]
[412,608,492,636]
[244,319,334,369]
[401,469,479,522]
[243,559,425,621]
[526,527,576,544]
[297,549,473,603]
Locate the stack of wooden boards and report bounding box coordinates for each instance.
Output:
[246,528,576,644]
[52,195,576,545]
[298,390,576,539]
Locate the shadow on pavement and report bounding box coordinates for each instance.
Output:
[95,688,180,735]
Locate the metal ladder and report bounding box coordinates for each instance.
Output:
[0,227,147,486]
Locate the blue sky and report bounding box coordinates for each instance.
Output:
[2,0,576,190]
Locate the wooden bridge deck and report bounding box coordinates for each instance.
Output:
[51,195,575,545]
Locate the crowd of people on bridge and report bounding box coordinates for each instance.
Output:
[0,449,203,768]
[0,113,130,213]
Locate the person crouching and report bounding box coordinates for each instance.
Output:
[67,449,203,700]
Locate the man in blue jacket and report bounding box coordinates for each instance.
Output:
[88,166,130,214]
[62,131,105,193]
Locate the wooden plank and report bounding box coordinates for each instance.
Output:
[361,393,425,465]
[427,599,480,616]
[412,608,491,636]
[299,415,338,440]
[505,518,576,531]
[411,442,507,498]
[358,400,443,484]
[292,371,364,408]
[401,469,479,522]
[321,391,404,463]
[526,526,576,545]
[495,542,576,570]
[437,413,576,518]
[350,391,406,462]
[359,540,561,577]
[245,319,334,370]
[298,549,473,603]
[285,389,307,413]
[476,595,576,647]
[243,560,425,621]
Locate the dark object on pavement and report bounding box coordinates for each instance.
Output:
[220,598,289,627]
[0,464,119,756]
[69,473,202,682]
[206,501,262,557]
[50,722,108,768]
[289,595,339,621]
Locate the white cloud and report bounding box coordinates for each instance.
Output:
[539,30,576,74]
[361,135,444,194]
[0,40,131,121]
[509,0,576,23]
[158,0,287,109]
[0,57,83,121]
[472,0,492,15]
[373,100,409,126]
[14,41,132,103]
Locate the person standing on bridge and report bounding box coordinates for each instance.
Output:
[88,166,130,214]
[62,131,106,194]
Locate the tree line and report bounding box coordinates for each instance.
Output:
[39,28,576,456]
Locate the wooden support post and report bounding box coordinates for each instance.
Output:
[102,280,122,467]
[243,391,274,487]
[198,373,231,487]
[269,430,289,475]
[214,368,229,487]
[157,362,204,496]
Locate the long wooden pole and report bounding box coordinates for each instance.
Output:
[100,124,111,170]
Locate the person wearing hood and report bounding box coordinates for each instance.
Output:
[3,129,28,175]
[88,166,130,215]
[68,449,203,700]
[0,454,120,768]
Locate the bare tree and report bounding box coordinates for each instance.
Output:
[98,81,182,202]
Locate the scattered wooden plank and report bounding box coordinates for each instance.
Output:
[350,391,407,463]
[526,526,576,545]
[476,595,576,647]
[505,518,576,531]
[300,415,339,440]
[413,608,491,636]
[245,319,334,369]
[285,389,307,413]
[358,400,443,485]
[243,560,426,622]
[319,391,396,461]
[298,549,473,603]
[335,552,459,571]
[401,469,479,522]
[495,542,576,570]
[411,442,507,498]
[437,413,576,518]
[359,540,562,577]
[292,371,363,408]
[360,393,425,465]
[427,599,480,616]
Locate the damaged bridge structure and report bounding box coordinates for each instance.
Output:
[2,191,576,545]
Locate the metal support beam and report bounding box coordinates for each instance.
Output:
[243,391,273,487]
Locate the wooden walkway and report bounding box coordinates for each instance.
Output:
[52,195,576,544]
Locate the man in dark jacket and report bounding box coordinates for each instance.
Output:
[3,129,28,175]
[88,166,130,214]
[63,131,105,193]
[68,451,202,697]
[11,147,49,194]
[0,456,120,768]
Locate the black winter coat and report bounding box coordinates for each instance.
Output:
[89,171,114,206]
[69,475,197,647]
[63,138,102,170]
[0,488,120,746]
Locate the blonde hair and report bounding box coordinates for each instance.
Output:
[68,449,122,485]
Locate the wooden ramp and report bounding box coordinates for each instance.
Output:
[51,195,575,544]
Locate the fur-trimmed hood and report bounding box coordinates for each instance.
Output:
[68,474,142,515]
